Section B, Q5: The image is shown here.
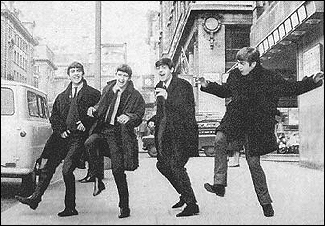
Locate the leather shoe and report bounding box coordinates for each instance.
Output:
[79,175,95,183]
[118,207,130,218]
[204,183,225,197]
[15,195,40,210]
[93,178,106,196]
[262,204,274,217]
[172,197,185,208]
[176,203,199,217]
[58,208,78,217]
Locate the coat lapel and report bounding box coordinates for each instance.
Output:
[166,76,177,94]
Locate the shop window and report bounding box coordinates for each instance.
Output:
[225,25,250,69]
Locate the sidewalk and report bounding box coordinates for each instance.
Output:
[1,154,324,225]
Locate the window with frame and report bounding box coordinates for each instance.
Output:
[225,25,250,71]
[27,91,49,118]
[1,88,15,115]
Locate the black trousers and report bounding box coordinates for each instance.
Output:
[156,136,197,205]
[85,125,129,208]
[213,131,272,205]
[34,132,86,209]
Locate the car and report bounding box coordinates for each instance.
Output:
[141,113,221,157]
[1,80,52,196]
[197,118,220,157]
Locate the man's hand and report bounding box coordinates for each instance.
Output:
[196,77,209,87]
[61,130,70,139]
[313,71,324,83]
[117,114,130,124]
[76,121,86,131]
[87,106,96,117]
[155,88,168,99]
[148,121,155,128]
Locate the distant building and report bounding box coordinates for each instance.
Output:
[146,10,160,82]
[144,10,160,119]
[52,53,89,103]
[1,2,38,86]
[52,43,130,103]
[33,44,58,102]
[90,43,128,91]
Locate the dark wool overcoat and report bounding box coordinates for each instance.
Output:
[89,80,145,171]
[41,79,101,159]
[154,76,199,158]
[201,64,322,156]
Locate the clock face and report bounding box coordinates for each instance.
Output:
[204,17,220,32]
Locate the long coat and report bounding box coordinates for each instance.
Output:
[154,76,199,158]
[201,64,322,156]
[89,80,145,171]
[41,79,101,159]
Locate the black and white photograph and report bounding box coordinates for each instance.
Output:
[1,1,324,225]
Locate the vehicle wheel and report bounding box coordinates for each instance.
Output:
[148,146,158,157]
[20,172,37,197]
[204,146,215,157]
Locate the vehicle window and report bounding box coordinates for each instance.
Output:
[1,88,14,115]
[27,91,39,117]
[39,95,49,119]
[37,96,45,118]
[27,91,49,119]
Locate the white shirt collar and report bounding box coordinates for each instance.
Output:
[72,83,83,90]
[72,83,83,96]
[164,77,172,89]
[112,83,125,94]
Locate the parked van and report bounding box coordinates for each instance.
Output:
[1,80,52,196]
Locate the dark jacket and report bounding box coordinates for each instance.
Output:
[154,76,199,158]
[89,80,145,171]
[41,79,101,159]
[201,64,322,156]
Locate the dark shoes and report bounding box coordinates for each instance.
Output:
[176,203,199,217]
[93,178,106,196]
[58,208,79,217]
[172,197,185,208]
[262,204,274,217]
[118,207,130,218]
[79,175,95,183]
[15,195,40,210]
[204,183,226,197]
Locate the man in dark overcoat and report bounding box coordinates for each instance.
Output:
[153,58,199,217]
[85,64,145,218]
[199,47,324,217]
[15,62,101,217]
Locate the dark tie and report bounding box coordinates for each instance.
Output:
[163,83,167,90]
[73,87,78,98]
[104,89,121,124]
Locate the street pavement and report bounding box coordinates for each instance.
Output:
[1,153,324,225]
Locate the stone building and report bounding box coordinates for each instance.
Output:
[1,2,38,86]
[157,1,253,117]
[156,1,324,169]
[250,1,324,169]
